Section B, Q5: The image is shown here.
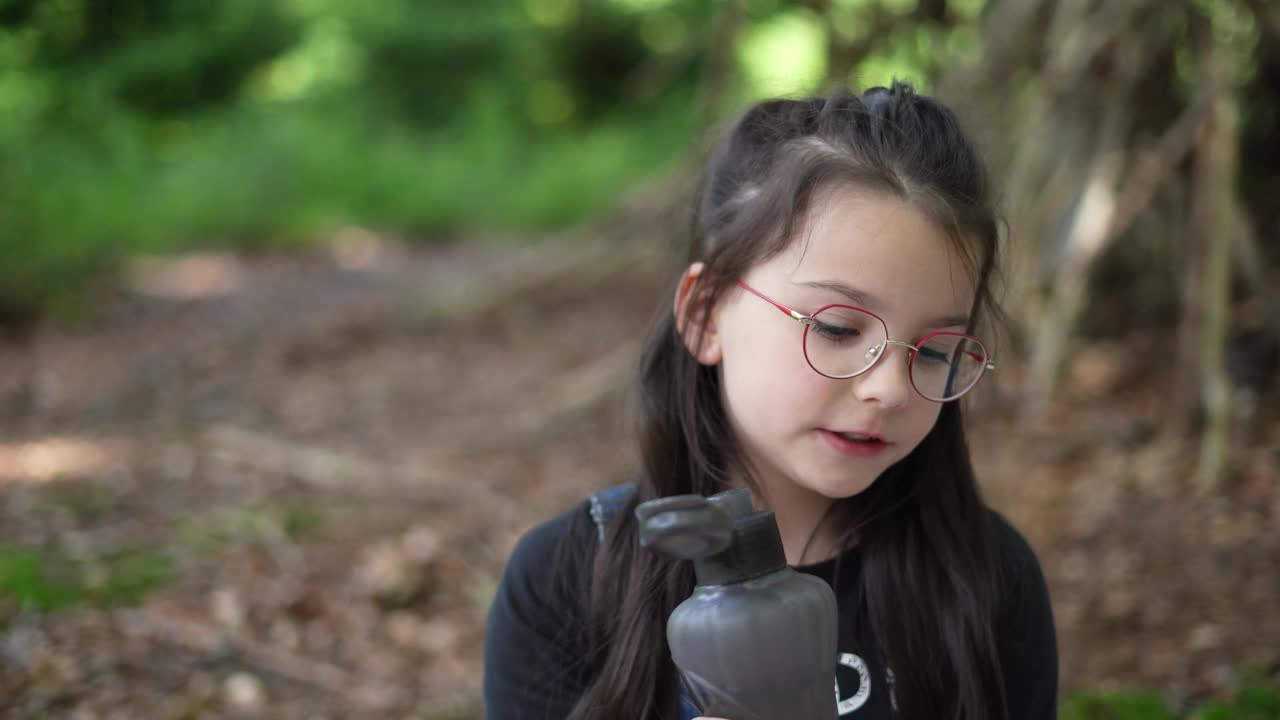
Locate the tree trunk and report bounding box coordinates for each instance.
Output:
[1194,36,1240,494]
[1021,146,1126,417]
[1020,18,1208,418]
[1174,183,1206,431]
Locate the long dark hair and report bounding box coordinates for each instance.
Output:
[562,82,1009,720]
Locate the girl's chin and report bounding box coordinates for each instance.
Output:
[798,473,880,502]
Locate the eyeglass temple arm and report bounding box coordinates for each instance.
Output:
[963,349,997,370]
[962,350,996,371]
[911,341,997,371]
[734,281,812,323]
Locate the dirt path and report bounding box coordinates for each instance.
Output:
[1,236,1277,718]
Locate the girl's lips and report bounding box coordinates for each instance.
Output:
[819,429,890,458]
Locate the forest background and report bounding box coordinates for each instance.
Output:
[1,0,1279,718]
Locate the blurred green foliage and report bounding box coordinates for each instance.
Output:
[0,0,715,319]
[0,500,323,622]
[1,0,1269,327]
[0,543,171,614]
[1060,676,1280,720]
[1064,691,1180,720]
[1193,680,1280,720]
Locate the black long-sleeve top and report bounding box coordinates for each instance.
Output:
[484,494,1059,719]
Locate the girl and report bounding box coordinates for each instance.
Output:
[483,82,1059,720]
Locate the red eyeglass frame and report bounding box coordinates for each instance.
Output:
[733,280,996,402]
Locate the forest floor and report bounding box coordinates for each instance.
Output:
[0,230,1277,719]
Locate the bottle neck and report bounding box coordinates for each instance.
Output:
[692,511,787,586]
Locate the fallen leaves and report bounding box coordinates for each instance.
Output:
[0,240,1275,718]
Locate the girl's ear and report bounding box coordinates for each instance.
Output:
[673,262,723,366]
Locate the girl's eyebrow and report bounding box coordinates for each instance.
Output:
[797,279,880,308]
[796,279,970,328]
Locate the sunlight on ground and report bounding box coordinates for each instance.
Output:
[0,436,129,484]
[326,226,402,270]
[127,253,244,300]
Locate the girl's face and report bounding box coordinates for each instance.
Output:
[680,187,977,503]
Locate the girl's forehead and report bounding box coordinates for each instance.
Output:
[772,189,975,316]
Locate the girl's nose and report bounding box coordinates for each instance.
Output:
[851,344,912,408]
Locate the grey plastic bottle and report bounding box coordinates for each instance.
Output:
[636,488,839,720]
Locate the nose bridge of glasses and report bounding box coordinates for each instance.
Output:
[865,338,917,362]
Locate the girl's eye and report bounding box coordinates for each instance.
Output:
[916,345,951,365]
[813,321,860,342]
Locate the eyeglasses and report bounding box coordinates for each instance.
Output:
[735,280,996,403]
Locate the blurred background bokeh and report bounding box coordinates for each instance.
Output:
[1,0,1278,717]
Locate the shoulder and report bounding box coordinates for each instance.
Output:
[982,510,1061,714]
[982,507,1057,636]
[500,499,598,605]
[485,497,604,716]
[487,497,599,663]
[984,508,1044,575]
[509,503,590,565]
[499,481,639,605]
[507,481,636,567]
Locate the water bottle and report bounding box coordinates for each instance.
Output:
[636,488,839,720]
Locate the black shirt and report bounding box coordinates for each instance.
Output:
[483,495,1059,719]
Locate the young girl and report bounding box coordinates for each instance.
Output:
[483,82,1058,720]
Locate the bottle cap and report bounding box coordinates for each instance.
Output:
[638,495,733,560]
[693,510,787,586]
[637,490,787,585]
